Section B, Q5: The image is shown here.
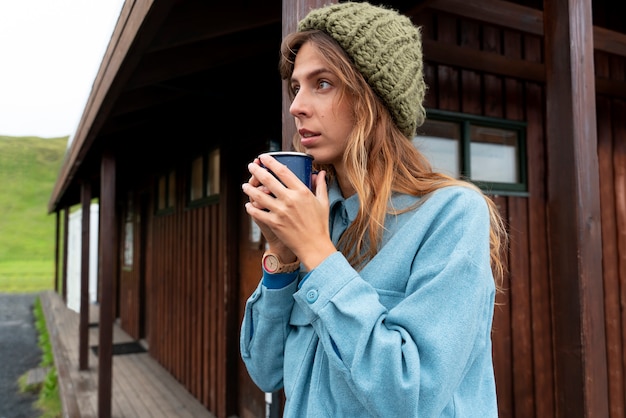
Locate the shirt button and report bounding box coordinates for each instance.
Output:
[306,289,319,303]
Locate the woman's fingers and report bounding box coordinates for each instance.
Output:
[313,171,328,203]
[257,154,309,192]
[243,181,274,213]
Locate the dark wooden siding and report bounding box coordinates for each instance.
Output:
[144,201,225,415]
[111,164,233,418]
[414,9,554,417]
[118,192,142,340]
[237,200,267,418]
[596,50,626,418]
[415,9,626,418]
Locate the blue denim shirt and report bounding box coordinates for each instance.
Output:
[240,182,498,417]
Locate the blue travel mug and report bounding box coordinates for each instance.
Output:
[262,151,314,190]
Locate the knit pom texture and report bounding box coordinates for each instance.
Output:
[298,2,426,138]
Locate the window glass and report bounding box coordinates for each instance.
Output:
[124,193,134,268]
[207,148,220,196]
[190,156,203,201]
[414,119,461,178]
[188,148,221,205]
[168,170,176,207]
[470,126,519,183]
[158,176,167,210]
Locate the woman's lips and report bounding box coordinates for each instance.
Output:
[299,129,319,147]
[300,135,318,148]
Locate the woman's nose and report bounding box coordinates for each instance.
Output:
[289,91,309,117]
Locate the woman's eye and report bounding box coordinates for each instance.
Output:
[319,80,331,89]
[292,85,300,95]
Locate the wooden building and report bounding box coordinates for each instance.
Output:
[47,0,626,417]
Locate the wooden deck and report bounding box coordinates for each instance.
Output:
[40,290,216,418]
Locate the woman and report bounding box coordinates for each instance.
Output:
[240,2,507,417]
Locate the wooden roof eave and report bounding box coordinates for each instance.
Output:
[47,0,178,214]
[48,0,282,214]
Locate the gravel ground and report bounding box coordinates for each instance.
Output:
[0,293,43,418]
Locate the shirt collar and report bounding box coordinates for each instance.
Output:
[328,179,360,224]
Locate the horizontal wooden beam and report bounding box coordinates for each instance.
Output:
[429,0,626,57]
[423,39,626,98]
[423,38,544,81]
[430,0,543,35]
[595,77,626,98]
[594,26,626,57]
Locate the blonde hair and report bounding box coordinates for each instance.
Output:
[280,30,508,291]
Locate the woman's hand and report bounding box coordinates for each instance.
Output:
[242,154,337,270]
[243,157,295,262]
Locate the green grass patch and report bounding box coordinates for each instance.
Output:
[18,371,41,394]
[27,296,62,417]
[0,260,55,293]
[0,136,67,293]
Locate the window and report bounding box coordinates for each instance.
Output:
[189,148,220,206]
[190,156,204,201]
[206,148,220,196]
[413,110,527,195]
[123,193,134,270]
[156,170,175,214]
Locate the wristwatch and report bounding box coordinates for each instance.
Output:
[262,252,300,274]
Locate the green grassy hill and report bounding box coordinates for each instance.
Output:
[0,135,68,291]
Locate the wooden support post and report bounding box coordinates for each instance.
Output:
[54,211,60,293]
[98,152,116,418]
[79,180,92,371]
[281,0,336,150]
[62,208,69,302]
[543,0,608,416]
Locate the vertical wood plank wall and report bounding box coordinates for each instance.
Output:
[596,50,626,418]
[147,202,224,415]
[414,9,554,418]
[414,9,626,418]
[116,177,228,417]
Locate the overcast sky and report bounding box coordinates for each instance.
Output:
[0,0,125,140]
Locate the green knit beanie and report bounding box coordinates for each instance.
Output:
[298,1,426,139]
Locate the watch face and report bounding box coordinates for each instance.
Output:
[263,254,279,272]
